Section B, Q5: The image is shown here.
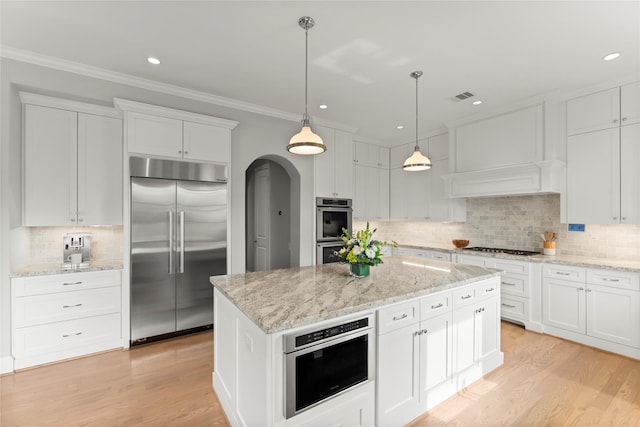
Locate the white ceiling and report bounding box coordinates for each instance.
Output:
[2,1,639,146]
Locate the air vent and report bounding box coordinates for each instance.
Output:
[452,91,475,102]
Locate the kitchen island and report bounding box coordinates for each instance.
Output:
[210,256,503,426]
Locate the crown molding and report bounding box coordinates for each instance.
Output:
[1,46,357,133]
[19,91,120,118]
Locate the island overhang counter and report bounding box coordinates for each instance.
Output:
[210,255,504,427]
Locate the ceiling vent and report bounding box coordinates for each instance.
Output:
[452,91,475,102]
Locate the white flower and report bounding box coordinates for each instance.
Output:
[351,245,362,255]
[365,247,376,259]
[338,247,347,254]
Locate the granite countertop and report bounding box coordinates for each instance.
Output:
[398,244,640,273]
[11,259,124,277]
[210,255,499,335]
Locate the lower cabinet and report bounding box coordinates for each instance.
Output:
[542,264,640,358]
[376,278,502,426]
[11,270,123,370]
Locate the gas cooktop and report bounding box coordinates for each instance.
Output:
[464,247,541,256]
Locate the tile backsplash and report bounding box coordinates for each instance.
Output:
[28,226,124,264]
[357,194,640,262]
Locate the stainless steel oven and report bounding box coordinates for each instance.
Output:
[316,197,352,242]
[316,241,344,264]
[284,313,375,419]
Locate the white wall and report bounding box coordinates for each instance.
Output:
[0,57,315,371]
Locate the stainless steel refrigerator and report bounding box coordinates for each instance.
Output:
[130,157,227,343]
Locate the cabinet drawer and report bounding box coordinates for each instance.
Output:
[587,269,640,291]
[493,259,529,275]
[13,270,121,297]
[500,296,528,322]
[543,264,585,282]
[14,286,121,328]
[452,286,477,308]
[500,274,528,298]
[420,292,451,320]
[476,278,500,300]
[378,300,419,335]
[12,313,121,358]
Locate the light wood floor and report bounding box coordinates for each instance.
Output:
[2,323,640,426]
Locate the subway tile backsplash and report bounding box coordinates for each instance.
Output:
[28,226,124,264]
[357,194,640,262]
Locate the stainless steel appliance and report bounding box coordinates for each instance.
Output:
[316,241,344,265]
[62,233,92,269]
[316,197,352,242]
[129,157,227,344]
[283,313,375,419]
[464,247,540,256]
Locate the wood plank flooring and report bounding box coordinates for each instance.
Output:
[1,322,639,426]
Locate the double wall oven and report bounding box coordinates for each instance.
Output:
[316,197,352,264]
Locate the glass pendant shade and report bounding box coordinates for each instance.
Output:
[287,125,326,155]
[403,148,432,171]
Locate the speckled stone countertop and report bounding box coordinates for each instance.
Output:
[398,244,640,273]
[210,255,499,334]
[11,259,124,277]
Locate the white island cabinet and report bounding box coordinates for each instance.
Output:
[211,256,503,427]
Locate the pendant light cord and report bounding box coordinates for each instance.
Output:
[415,74,419,151]
[304,25,309,125]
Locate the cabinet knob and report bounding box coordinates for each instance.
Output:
[178,150,182,154]
[578,287,585,291]
[70,218,76,222]
[622,117,627,122]
[622,217,627,221]
[184,151,188,154]
[78,218,83,223]
[613,119,619,123]
[613,217,618,220]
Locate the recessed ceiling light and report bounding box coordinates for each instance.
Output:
[147,57,161,65]
[603,52,621,61]
[397,125,404,129]
[472,100,483,105]
[319,104,328,109]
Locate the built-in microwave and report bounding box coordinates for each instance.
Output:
[316,197,352,242]
[283,313,375,419]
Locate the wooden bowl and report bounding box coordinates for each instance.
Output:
[452,239,469,248]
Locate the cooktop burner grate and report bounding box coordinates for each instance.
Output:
[464,247,541,256]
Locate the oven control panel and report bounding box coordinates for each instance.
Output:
[294,318,369,349]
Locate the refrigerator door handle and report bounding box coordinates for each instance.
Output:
[168,210,174,274]
[179,211,185,274]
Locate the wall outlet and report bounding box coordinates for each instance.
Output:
[568,223,586,232]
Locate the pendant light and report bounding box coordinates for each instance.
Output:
[287,16,326,155]
[403,71,432,171]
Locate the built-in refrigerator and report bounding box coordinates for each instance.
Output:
[130,157,227,343]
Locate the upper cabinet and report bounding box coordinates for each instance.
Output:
[389,133,465,222]
[21,93,123,226]
[567,82,640,136]
[353,141,389,221]
[314,125,353,199]
[446,102,564,198]
[114,99,238,164]
[565,81,640,224]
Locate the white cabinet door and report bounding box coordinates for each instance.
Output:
[389,168,408,220]
[377,323,420,426]
[390,142,415,169]
[183,120,230,163]
[478,297,500,360]
[621,124,640,224]
[334,129,354,198]
[419,314,451,394]
[567,128,620,224]
[429,159,449,221]
[542,278,586,334]
[406,170,431,220]
[314,126,336,198]
[621,81,640,126]
[23,104,78,226]
[452,304,476,373]
[77,113,123,225]
[586,284,640,348]
[353,165,368,220]
[126,111,183,158]
[567,87,620,135]
[354,166,389,221]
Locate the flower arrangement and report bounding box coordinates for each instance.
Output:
[336,222,396,267]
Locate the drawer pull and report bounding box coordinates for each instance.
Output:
[63,304,83,308]
[502,281,516,286]
[431,303,444,309]
[602,278,620,282]
[62,332,83,338]
[557,272,571,276]
[502,303,516,308]
[62,281,83,286]
[461,294,472,300]
[485,287,495,292]
[393,313,408,321]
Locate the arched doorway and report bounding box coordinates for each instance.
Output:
[245,156,300,272]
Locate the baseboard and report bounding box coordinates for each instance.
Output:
[1,355,14,374]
